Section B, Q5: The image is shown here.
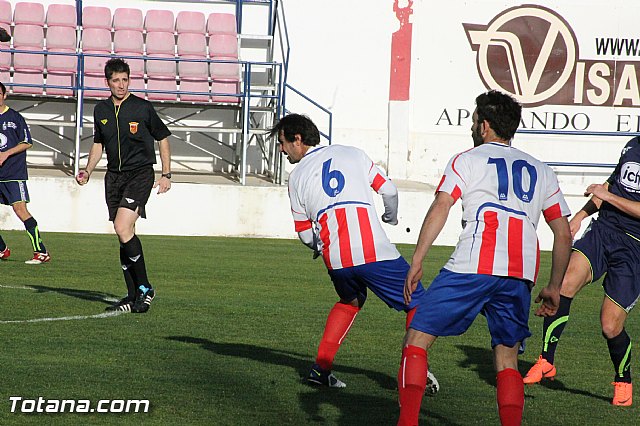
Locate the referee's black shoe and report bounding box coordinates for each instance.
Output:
[132,286,155,313]
[105,296,134,312]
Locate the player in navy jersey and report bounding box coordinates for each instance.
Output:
[271,114,439,393]
[397,91,572,426]
[0,82,51,264]
[524,136,640,406]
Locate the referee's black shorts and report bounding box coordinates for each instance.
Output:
[104,166,155,221]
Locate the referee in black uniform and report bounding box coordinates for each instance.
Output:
[76,58,172,313]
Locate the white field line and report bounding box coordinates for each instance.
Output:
[0,285,124,323]
[0,311,126,324]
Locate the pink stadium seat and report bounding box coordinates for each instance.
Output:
[12,22,45,94]
[127,75,145,97]
[176,33,208,102]
[81,28,112,75]
[175,11,205,34]
[145,31,175,77]
[46,4,77,28]
[14,2,44,26]
[113,30,143,76]
[113,8,143,32]
[0,12,9,70]
[211,80,238,104]
[13,70,44,94]
[208,33,238,57]
[82,74,108,98]
[207,13,236,35]
[13,24,44,70]
[179,79,209,103]
[82,6,111,30]
[147,77,177,101]
[144,9,174,33]
[146,32,176,101]
[46,72,74,96]
[0,1,11,25]
[210,57,240,82]
[46,25,76,73]
[177,33,207,78]
[208,34,239,82]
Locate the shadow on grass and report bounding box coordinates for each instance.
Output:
[456,344,609,403]
[26,285,118,306]
[167,336,458,426]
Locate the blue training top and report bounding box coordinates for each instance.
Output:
[601,136,640,238]
[0,106,32,182]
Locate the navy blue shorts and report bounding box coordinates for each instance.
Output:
[573,219,640,312]
[0,180,29,205]
[327,256,425,311]
[409,269,532,349]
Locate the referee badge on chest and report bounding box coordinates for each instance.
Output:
[129,122,139,134]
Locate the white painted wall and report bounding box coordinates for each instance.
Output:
[0,175,591,251]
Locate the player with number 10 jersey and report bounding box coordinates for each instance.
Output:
[438,142,570,282]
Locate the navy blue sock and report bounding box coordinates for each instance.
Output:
[541,295,573,364]
[23,217,47,254]
[607,329,632,383]
[0,234,6,251]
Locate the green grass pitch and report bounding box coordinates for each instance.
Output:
[0,230,637,425]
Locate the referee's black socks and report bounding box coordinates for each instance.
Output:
[121,235,151,290]
[119,243,138,300]
[23,217,47,254]
[0,234,6,251]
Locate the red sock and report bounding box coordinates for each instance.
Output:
[496,368,524,426]
[315,302,360,370]
[405,307,417,331]
[397,345,427,426]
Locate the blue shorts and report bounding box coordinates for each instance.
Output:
[0,181,29,205]
[409,269,532,349]
[573,219,640,312]
[327,256,425,311]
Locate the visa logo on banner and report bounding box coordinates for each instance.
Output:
[463,5,640,108]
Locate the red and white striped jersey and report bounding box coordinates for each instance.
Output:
[437,142,570,282]
[288,144,400,270]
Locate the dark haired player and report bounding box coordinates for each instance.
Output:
[524,135,640,406]
[271,114,439,394]
[0,82,51,264]
[398,91,572,425]
[76,58,172,313]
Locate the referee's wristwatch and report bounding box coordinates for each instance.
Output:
[161,172,172,179]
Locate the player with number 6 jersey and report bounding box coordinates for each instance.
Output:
[288,144,401,270]
[271,114,439,394]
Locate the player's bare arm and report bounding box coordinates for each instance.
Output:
[569,184,605,236]
[0,142,31,166]
[535,216,571,317]
[585,182,640,219]
[405,192,454,304]
[154,137,171,194]
[76,143,103,185]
